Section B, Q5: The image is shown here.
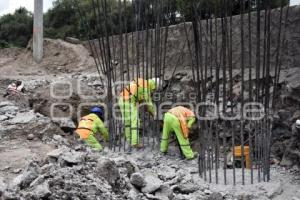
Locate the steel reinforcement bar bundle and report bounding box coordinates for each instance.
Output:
[74,0,290,185]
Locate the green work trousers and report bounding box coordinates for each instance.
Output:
[84,134,102,152]
[160,112,194,159]
[118,98,140,145]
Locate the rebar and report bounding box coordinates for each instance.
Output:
[74,0,289,185]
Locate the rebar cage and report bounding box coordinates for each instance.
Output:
[74,0,290,185]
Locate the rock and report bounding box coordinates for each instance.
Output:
[204,189,213,195]
[11,162,40,189]
[157,166,176,180]
[96,158,120,186]
[0,105,19,114]
[278,109,292,121]
[2,191,19,200]
[29,175,45,188]
[285,67,300,90]
[176,182,199,194]
[9,111,36,124]
[0,102,14,108]
[114,158,137,177]
[30,181,51,199]
[53,118,76,129]
[47,148,66,159]
[171,85,181,93]
[40,163,55,174]
[53,134,68,144]
[0,166,10,171]
[60,150,84,165]
[204,192,223,200]
[291,110,300,123]
[141,170,163,194]
[280,155,293,167]
[265,182,283,198]
[128,188,143,200]
[174,71,188,80]
[155,185,174,200]
[65,37,81,44]
[0,177,6,196]
[27,134,35,140]
[130,172,146,188]
[13,168,22,174]
[0,115,8,121]
[88,80,102,87]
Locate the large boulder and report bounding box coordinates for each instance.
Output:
[141,170,163,194]
[9,110,36,124]
[11,161,40,189]
[130,172,146,189]
[96,158,120,186]
[59,150,85,165]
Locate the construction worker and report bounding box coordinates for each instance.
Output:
[160,106,196,159]
[118,77,162,148]
[75,106,108,151]
[3,81,24,97]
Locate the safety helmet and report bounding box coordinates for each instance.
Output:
[149,77,163,92]
[296,119,300,129]
[90,106,104,120]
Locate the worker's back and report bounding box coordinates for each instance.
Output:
[76,113,102,139]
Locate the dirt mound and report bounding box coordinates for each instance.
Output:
[21,38,95,74]
[0,48,23,58]
[0,38,95,77]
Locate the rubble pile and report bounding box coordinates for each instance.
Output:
[0,101,63,140]
[1,143,299,200]
[0,146,207,200]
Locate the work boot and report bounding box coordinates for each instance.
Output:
[186,152,199,160]
[132,143,143,149]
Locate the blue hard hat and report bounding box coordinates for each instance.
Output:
[90,106,104,119]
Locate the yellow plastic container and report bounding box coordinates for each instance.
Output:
[234,145,251,169]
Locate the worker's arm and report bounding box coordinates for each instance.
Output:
[187,117,196,129]
[96,119,109,141]
[142,88,156,116]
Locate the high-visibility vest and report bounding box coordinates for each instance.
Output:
[120,78,148,101]
[76,115,97,139]
[168,106,195,139]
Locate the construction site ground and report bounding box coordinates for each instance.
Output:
[0,39,300,200]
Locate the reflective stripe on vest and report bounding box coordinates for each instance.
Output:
[120,78,148,100]
[168,106,195,139]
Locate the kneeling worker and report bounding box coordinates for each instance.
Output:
[160,106,197,159]
[76,107,108,151]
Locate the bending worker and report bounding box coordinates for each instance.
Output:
[118,78,161,148]
[160,106,197,159]
[76,106,108,151]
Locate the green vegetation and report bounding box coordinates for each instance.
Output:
[0,7,33,48]
[0,0,289,49]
